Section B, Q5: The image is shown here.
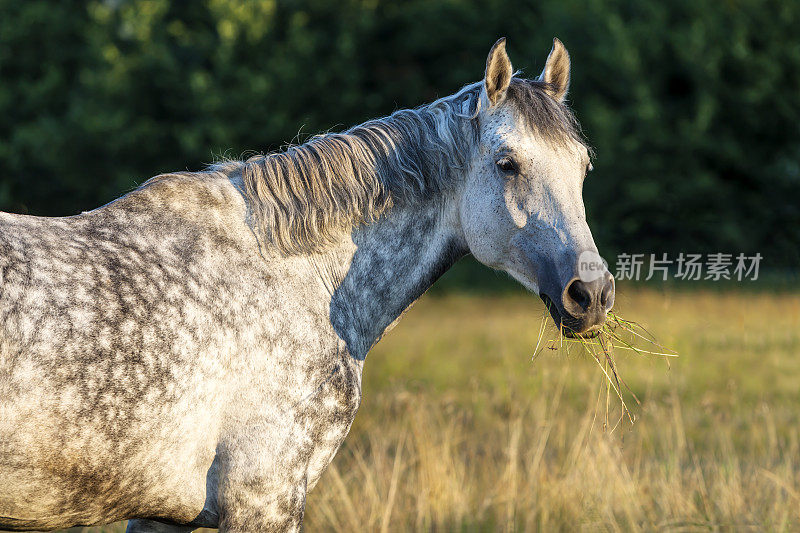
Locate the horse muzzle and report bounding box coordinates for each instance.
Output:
[540,273,615,338]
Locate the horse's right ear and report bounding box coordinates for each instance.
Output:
[484,38,513,106]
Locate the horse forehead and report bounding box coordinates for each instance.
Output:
[480,107,588,163]
[480,108,549,155]
[481,107,523,139]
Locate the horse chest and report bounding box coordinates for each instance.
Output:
[297,358,362,486]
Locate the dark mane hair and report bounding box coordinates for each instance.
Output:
[209,78,588,255]
[505,78,589,151]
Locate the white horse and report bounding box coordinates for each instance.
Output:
[0,38,613,532]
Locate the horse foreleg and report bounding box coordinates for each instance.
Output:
[215,435,308,533]
[216,475,307,533]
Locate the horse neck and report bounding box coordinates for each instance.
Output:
[320,196,467,361]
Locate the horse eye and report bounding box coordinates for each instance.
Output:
[495,157,517,175]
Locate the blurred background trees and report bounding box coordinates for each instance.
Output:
[1,0,798,266]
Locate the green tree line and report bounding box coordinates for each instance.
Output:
[1,0,798,265]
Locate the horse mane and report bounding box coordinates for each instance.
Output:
[210,78,584,255]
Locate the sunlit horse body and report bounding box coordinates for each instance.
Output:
[0,39,613,532]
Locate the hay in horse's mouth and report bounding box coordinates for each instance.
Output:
[532,299,678,432]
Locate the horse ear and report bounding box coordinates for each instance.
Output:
[538,38,570,102]
[484,38,513,106]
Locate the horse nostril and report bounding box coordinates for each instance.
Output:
[566,279,592,313]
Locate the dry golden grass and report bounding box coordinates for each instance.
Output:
[66,286,800,532]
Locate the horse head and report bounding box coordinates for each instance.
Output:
[460,38,614,337]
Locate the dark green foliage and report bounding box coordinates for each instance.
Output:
[1,0,798,265]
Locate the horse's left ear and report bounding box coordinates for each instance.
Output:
[485,38,513,106]
[538,38,571,102]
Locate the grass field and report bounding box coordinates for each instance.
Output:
[65,284,800,532]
